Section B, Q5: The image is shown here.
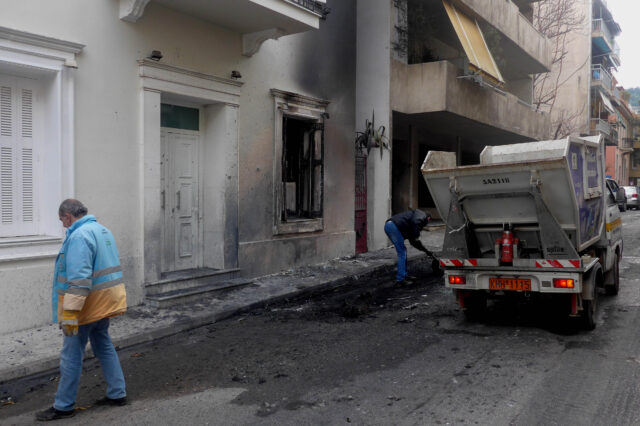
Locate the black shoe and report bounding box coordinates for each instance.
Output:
[405,275,418,282]
[95,396,128,407]
[35,406,75,421]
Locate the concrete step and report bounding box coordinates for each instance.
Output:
[145,268,240,296]
[145,278,254,308]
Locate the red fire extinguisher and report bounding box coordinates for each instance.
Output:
[500,229,514,264]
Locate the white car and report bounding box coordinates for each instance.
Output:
[622,186,640,210]
[607,179,627,212]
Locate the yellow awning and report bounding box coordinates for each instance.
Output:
[442,0,504,86]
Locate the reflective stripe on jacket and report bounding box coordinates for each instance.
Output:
[52,215,127,324]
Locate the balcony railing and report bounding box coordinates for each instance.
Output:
[591,118,611,136]
[592,19,614,51]
[592,64,613,92]
[286,0,327,16]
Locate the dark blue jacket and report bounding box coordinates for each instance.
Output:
[387,210,431,251]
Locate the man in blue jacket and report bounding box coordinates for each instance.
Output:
[37,199,127,421]
[384,209,432,285]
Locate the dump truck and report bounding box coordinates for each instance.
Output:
[421,135,623,329]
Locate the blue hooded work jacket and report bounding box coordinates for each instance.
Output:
[52,215,127,324]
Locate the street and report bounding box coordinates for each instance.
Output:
[2,212,640,426]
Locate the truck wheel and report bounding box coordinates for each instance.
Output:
[463,292,487,321]
[582,280,598,331]
[605,253,620,296]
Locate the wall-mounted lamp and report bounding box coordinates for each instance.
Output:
[231,70,242,80]
[149,50,163,61]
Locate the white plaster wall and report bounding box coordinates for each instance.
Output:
[237,0,357,275]
[356,0,392,251]
[0,260,52,333]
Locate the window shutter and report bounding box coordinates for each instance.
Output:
[0,85,13,227]
[0,77,37,237]
[20,88,34,224]
[0,146,12,225]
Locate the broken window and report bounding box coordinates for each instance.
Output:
[281,116,324,221]
[271,89,329,235]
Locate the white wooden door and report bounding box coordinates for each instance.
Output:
[161,128,200,272]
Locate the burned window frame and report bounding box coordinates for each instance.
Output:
[271,89,329,235]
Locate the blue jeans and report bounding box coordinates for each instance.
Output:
[384,221,406,282]
[54,317,126,411]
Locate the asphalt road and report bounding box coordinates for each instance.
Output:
[2,212,640,425]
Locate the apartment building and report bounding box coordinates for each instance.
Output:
[542,0,628,184]
[387,0,551,222]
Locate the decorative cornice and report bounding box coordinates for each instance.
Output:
[242,28,286,57]
[120,0,151,23]
[0,26,84,54]
[270,88,330,108]
[138,59,243,88]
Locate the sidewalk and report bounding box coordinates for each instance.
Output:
[0,225,445,384]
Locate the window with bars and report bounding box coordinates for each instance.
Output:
[0,76,37,237]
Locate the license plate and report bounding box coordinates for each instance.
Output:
[489,278,531,291]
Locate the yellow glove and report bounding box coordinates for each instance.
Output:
[60,310,80,337]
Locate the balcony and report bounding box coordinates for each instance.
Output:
[391,60,549,142]
[120,0,327,55]
[458,0,551,77]
[591,118,611,136]
[591,64,613,95]
[592,18,615,54]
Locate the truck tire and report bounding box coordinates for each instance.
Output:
[605,253,620,296]
[463,292,487,321]
[582,272,598,330]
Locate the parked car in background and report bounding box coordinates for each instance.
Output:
[622,186,640,210]
[606,179,627,212]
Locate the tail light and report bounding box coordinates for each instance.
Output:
[553,278,574,288]
[449,275,466,285]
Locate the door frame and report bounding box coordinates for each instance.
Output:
[140,59,241,285]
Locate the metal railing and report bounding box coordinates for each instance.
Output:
[591,118,611,136]
[591,64,613,92]
[592,19,614,50]
[285,0,327,16]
